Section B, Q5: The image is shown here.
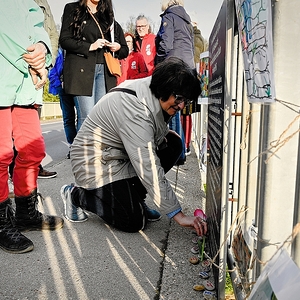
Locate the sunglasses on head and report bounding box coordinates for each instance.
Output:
[173,93,193,107]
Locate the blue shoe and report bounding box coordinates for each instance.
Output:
[60,185,88,222]
[143,203,161,222]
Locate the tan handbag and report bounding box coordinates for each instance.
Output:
[88,9,122,77]
[103,52,122,77]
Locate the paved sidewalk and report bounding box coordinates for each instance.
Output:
[0,146,208,300]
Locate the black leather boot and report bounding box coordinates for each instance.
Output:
[15,189,64,231]
[0,198,34,253]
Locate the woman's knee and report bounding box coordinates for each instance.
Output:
[113,208,146,233]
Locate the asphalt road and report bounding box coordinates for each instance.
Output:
[1,119,210,300]
[41,119,69,167]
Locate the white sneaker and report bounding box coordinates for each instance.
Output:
[60,184,88,222]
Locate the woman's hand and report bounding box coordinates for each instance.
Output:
[23,42,48,90]
[28,66,48,90]
[23,42,47,70]
[90,38,110,51]
[173,211,207,236]
[106,42,121,52]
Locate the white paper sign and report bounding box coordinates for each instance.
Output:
[234,0,276,103]
[249,249,300,299]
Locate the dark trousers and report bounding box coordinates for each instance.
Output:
[58,86,77,145]
[72,131,182,232]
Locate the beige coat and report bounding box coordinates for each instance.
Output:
[71,77,182,215]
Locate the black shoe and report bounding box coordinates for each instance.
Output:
[38,168,57,179]
[15,189,64,231]
[175,157,186,166]
[0,199,34,254]
[66,151,70,159]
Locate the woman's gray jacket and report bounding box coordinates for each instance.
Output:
[71,77,182,216]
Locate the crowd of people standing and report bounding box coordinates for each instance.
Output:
[0,0,207,255]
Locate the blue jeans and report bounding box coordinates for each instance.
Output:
[58,86,77,145]
[74,64,106,130]
[169,111,186,161]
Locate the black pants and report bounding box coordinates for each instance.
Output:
[72,131,182,232]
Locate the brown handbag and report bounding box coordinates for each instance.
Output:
[103,52,122,77]
[88,9,122,77]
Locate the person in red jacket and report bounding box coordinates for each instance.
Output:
[135,15,156,75]
[118,33,149,85]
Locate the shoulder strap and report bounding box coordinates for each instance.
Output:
[108,87,137,97]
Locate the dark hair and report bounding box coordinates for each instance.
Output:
[150,57,201,102]
[124,32,138,52]
[71,0,114,39]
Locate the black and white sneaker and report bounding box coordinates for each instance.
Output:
[60,185,88,222]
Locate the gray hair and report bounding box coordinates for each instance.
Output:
[135,14,152,34]
[161,0,184,11]
[136,15,149,23]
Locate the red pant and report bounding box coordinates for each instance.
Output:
[0,106,45,201]
[181,115,192,150]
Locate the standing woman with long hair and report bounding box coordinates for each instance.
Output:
[60,0,128,130]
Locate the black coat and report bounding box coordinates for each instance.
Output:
[59,2,128,96]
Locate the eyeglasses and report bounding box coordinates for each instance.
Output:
[173,94,193,107]
[136,25,148,29]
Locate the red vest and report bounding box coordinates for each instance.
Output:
[135,33,156,75]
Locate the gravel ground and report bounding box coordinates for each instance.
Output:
[159,145,213,300]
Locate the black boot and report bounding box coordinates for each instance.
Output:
[15,189,64,231]
[0,199,34,254]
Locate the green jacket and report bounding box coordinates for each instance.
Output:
[0,0,52,107]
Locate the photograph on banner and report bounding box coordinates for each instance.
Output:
[235,0,275,103]
[198,51,210,104]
